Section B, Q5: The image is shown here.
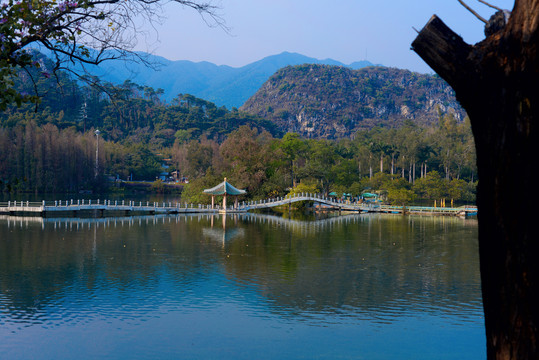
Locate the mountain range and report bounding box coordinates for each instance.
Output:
[77,51,375,108]
[32,50,466,140]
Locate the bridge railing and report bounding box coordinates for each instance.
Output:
[0,201,44,208]
[0,200,211,210]
[2,196,477,215]
[237,193,362,211]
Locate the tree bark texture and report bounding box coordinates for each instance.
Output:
[412,1,539,359]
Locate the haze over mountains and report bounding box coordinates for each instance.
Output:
[83,51,375,108]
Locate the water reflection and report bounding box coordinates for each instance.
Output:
[0,213,482,359]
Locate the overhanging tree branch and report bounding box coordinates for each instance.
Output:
[0,0,226,109]
[477,0,503,11]
[457,0,488,23]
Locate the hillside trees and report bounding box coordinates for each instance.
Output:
[413,2,539,357]
[0,69,279,145]
[241,65,466,138]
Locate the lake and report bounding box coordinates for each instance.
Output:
[0,212,484,359]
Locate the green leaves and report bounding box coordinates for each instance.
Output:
[1,0,223,109]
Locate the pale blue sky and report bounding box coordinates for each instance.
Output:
[137,0,515,73]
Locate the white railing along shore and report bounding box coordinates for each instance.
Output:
[0,194,477,217]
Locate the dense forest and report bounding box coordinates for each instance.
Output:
[0,54,278,193]
[0,56,477,205]
[176,118,476,205]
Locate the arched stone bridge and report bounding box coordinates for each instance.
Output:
[238,193,362,212]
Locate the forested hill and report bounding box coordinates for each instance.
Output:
[1,54,280,145]
[1,56,477,199]
[241,65,466,138]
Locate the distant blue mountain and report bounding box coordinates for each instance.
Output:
[76,51,377,108]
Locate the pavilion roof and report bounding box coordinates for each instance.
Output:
[203,179,246,196]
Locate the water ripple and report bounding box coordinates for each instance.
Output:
[1,214,484,359]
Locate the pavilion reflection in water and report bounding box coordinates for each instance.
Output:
[202,214,245,247]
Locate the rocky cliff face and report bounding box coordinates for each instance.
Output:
[240,65,465,138]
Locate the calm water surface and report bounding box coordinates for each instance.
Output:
[0,213,483,359]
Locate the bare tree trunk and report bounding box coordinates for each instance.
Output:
[412,5,539,358]
[380,154,383,173]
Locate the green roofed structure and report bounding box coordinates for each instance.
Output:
[203,178,246,212]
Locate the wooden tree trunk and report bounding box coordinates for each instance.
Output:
[412,3,539,358]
